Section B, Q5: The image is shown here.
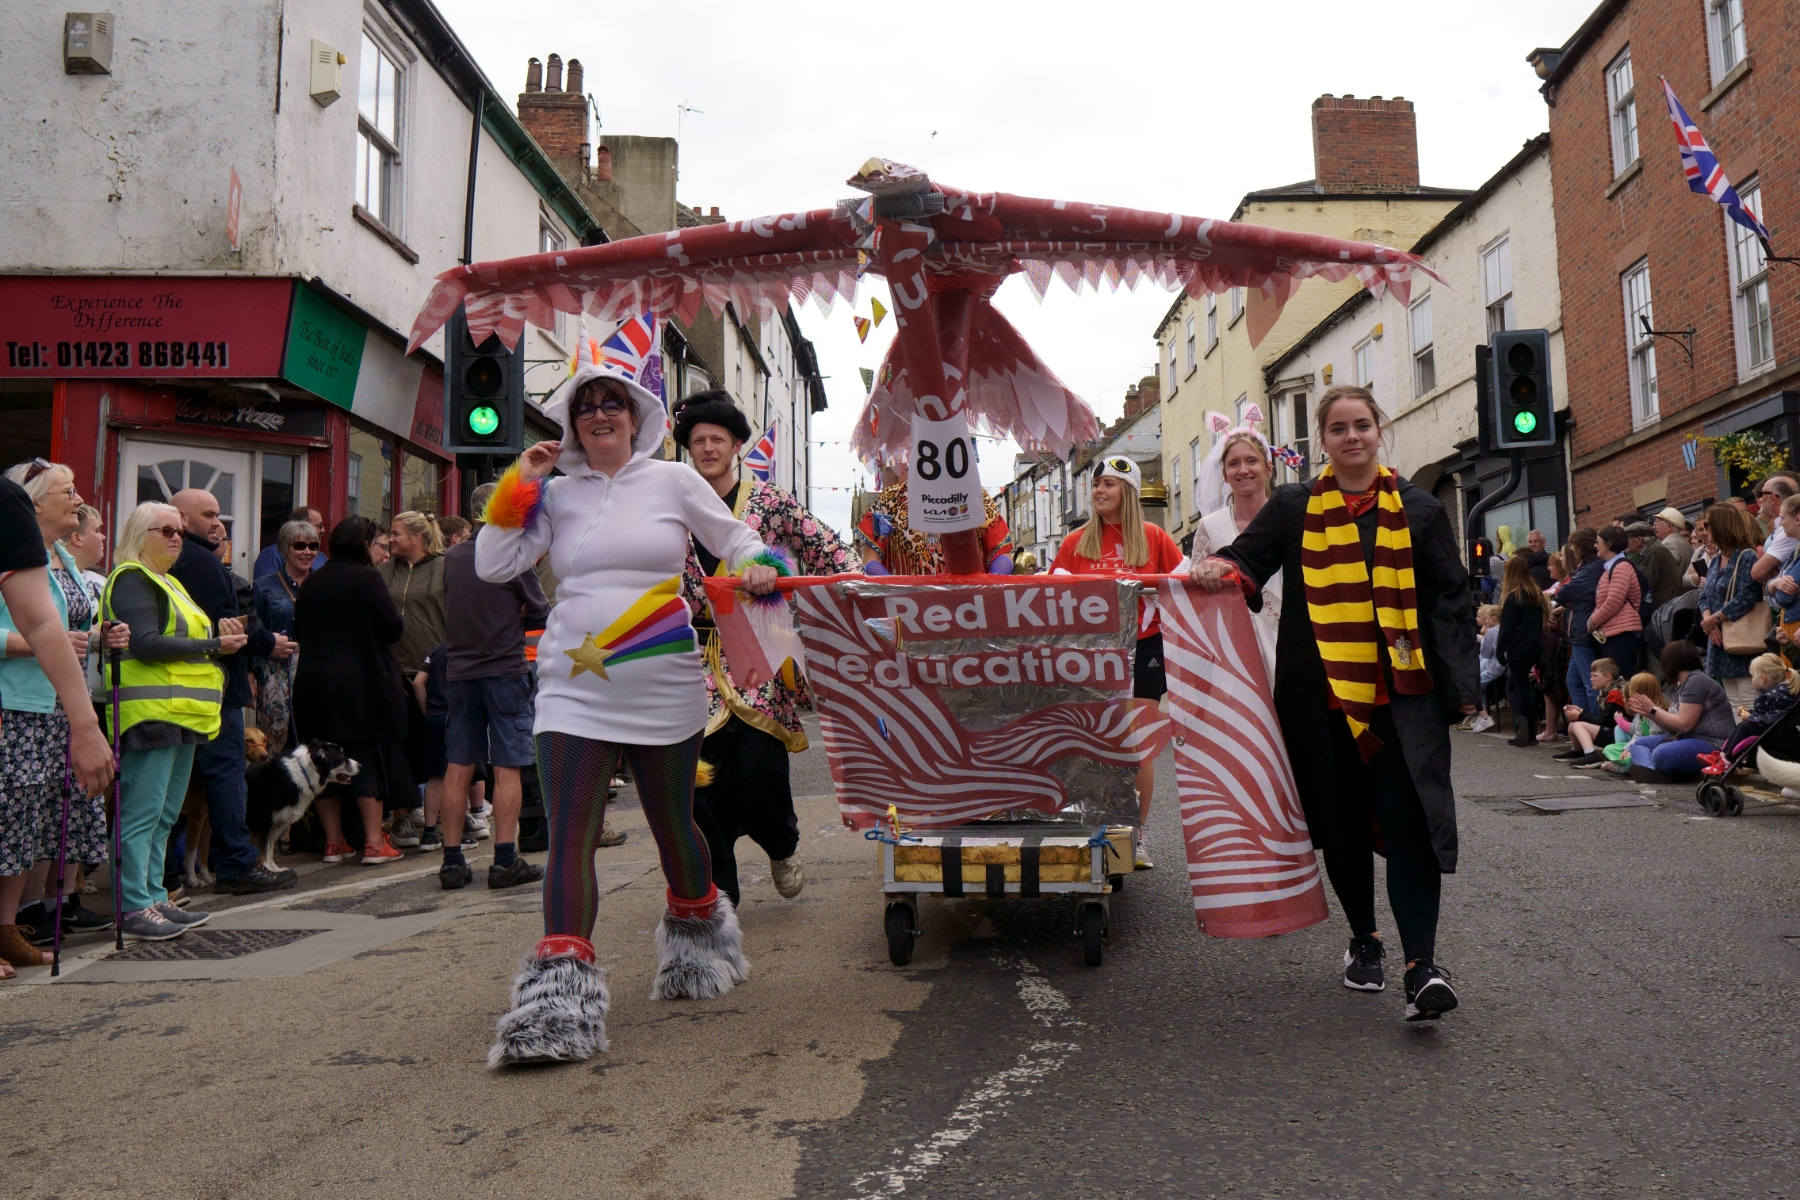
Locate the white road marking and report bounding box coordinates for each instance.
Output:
[846,950,1084,1198]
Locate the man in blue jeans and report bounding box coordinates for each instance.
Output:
[169,489,295,893]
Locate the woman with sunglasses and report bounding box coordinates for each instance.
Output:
[475,356,780,1067]
[1049,455,1185,869]
[250,519,319,756]
[102,502,245,941]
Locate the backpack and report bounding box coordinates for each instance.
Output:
[1630,558,1655,626]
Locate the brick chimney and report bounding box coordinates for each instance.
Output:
[1135,374,1160,413]
[517,52,589,168]
[1311,94,1420,193]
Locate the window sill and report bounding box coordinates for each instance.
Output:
[1630,408,1660,435]
[1203,341,1219,360]
[1227,310,1244,329]
[1605,158,1643,200]
[353,205,420,264]
[1701,56,1752,111]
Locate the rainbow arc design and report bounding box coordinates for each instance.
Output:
[566,578,695,680]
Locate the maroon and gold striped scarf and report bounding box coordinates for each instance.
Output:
[1301,465,1433,761]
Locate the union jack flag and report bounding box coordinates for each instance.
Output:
[1661,76,1772,250]
[600,311,661,382]
[745,420,777,482]
[1273,444,1306,470]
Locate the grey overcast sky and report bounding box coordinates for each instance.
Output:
[430,0,1581,537]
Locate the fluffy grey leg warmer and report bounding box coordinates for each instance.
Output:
[488,937,610,1069]
[651,888,750,1001]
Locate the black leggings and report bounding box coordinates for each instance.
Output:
[1321,707,1442,966]
[1505,656,1538,742]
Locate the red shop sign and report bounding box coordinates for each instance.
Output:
[0,275,294,378]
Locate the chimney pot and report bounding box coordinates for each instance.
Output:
[566,59,583,94]
[710,206,720,217]
[525,57,542,93]
[546,53,562,91]
[595,144,613,181]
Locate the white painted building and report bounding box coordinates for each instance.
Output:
[1263,136,1569,548]
[0,0,603,572]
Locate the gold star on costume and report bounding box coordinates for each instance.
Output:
[565,634,611,679]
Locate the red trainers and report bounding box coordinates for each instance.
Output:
[361,835,404,865]
[321,840,355,864]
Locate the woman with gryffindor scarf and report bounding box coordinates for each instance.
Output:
[1190,385,1477,1023]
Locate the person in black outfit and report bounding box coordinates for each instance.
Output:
[1191,385,1477,1022]
[1497,554,1550,746]
[292,517,416,864]
[167,488,294,893]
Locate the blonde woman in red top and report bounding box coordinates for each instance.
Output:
[1050,456,1185,867]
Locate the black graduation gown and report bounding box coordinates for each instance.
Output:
[1211,479,1479,873]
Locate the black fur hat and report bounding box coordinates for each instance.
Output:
[672,390,751,448]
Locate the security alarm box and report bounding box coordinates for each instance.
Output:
[309,39,342,106]
[64,12,114,75]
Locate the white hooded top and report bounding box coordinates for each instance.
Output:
[475,363,767,745]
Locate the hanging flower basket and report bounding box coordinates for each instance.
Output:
[1698,430,1786,484]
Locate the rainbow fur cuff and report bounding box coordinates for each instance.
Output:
[483,464,546,531]
[732,546,794,609]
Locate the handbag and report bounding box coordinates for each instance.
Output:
[1722,555,1772,656]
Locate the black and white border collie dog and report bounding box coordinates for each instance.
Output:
[247,741,361,872]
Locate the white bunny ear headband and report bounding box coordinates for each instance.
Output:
[1196,404,1273,516]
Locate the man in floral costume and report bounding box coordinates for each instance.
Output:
[677,392,859,904]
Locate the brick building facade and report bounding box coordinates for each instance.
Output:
[1536,0,1798,524]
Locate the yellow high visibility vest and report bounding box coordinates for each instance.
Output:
[101,563,224,740]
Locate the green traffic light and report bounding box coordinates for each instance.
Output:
[468,405,501,436]
[1512,411,1538,435]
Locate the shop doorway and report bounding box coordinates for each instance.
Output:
[118,441,255,580]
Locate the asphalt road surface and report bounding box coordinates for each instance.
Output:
[8,718,1798,1199]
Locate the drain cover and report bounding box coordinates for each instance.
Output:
[105,928,315,961]
[1517,793,1659,812]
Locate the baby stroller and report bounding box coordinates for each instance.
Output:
[1695,690,1800,817]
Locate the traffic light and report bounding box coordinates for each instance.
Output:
[1489,328,1555,450]
[1471,537,1492,578]
[444,308,524,456]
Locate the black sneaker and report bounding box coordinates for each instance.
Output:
[438,861,473,890]
[214,865,297,895]
[59,897,114,933]
[1404,962,1459,1021]
[418,826,443,852]
[487,858,545,890]
[1552,746,1586,761]
[1571,750,1609,769]
[1343,935,1386,991]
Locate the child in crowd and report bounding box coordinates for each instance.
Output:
[1557,658,1625,766]
[1592,672,1664,772]
[1700,653,1800,774]
[1466,604,1501,733]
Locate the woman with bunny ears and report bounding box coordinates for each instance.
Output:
[1190,405,1281,682]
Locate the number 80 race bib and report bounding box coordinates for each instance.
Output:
[907,413,983,535]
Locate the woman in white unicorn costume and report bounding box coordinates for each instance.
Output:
[474,350,782,1068]
[1190,405,1282,683]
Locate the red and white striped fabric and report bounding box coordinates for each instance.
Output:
[1156,581,1327,938]
[701,574,1328,940]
